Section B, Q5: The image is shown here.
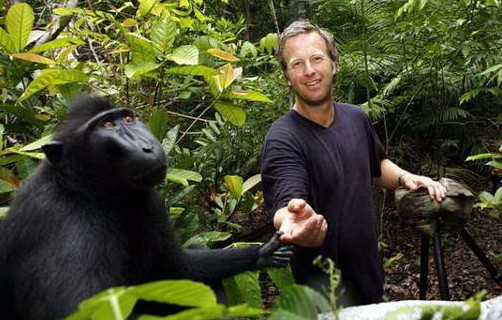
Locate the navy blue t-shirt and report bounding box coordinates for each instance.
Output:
[261,102,387,304]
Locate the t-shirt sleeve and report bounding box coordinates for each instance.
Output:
[260,127,309,218]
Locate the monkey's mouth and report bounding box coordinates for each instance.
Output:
[132,164,167,187]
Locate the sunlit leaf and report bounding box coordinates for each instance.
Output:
[167,45,199,65]
[65,287,136,320]
[132,280,217,307]
[207,48,240,62]
[20,134,53,152]
[223,271,261,308]
[165,65,220,76]
[29,37,84,54]
[224,175,243,199]
[147,108,168,141]
[19,69,88,101]
[0,27,15,53]
[242,174,261,194]
[150,18,176,55]
[137,0,159,16]
[224,89,271,103]
[11,53,56,65]
[124,61,159,79]
[125,33,156,62]
[166,168,202,186]
[6,2,34,52]
[214,102,246,127]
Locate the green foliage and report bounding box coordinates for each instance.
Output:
[474,187,502,218]
[64,280,263,320]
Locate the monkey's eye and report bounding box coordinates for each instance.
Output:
[124,115,134,124]
[103,121,116,129]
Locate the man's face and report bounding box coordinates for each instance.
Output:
[283,31,336,108]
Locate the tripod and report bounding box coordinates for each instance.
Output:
[418,218,501,300]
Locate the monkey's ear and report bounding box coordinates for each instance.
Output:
[42,141,64,165]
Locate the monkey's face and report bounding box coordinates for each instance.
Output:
[43,107,167,190]
[85,108,167,189]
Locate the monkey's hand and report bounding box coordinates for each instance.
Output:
[256,231,293,268]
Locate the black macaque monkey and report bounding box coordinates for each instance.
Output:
[0,96,292,320]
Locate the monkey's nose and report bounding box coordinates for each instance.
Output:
[142,145,153,153]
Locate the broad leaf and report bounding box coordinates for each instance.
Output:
[0,27,15,53]
[29,37,84,54]
[125,33,156,63]
[147,108,168,141]
[6,2,34,52]
[167,45,199,65]
[267,266,296,292]
[11,53,56,65]
[132,280,217,307]
[20,134,53,152]
[207,48,240,62]
[271,284,332,319]
[65,287,137,320]
[166,65,220,76]
[124,61,159,79]
[166,168,202,186]
[214,102,246,127]
[223,271,261,308]
[0,180,17,194]
[161,125,179,155]
[150,18,176,55]
[242,174,261,194]
[224,89,271,103]
[224,175,243,199]
[19,69,88,101]
[137,0,159,16]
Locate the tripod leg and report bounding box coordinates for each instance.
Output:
[432,230,450,300]
[459,229,502,284]
[419,234,430,300]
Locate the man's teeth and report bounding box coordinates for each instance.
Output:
[306,80,320,86]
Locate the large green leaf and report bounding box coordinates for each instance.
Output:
[137,0,159,16]
[167,45,199,65]
[29,37,84,54]
[20,134,53,152]
[224,175,243,199]
[150,18,176,55]
[0,179,17,194]
[125,33,156,63]
[147,108,168,141]
[242,174,261,194]
[165,65,220,76]
[166,168,202,186]
[271,284,332,319]
[133,280,217,307]
[124,61,160,79]
[139,305,226,320]
[214,102,246,127]
[0,27,15,53]
[223,271,261,308]
[161,125,179,155]
[267,266,296,292]
[6,3,34,53]
[223,89,272,103]
[19,69,88,101]
[65,287,137,320]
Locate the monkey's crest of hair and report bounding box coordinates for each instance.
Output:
[54,95,115,140]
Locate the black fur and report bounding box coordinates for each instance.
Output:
[0,96,291,319]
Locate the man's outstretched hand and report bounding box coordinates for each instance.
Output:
[276,199,328,247]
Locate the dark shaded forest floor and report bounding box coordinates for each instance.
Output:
[230,201,501,307]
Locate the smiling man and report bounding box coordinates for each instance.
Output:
[260,20,446,307]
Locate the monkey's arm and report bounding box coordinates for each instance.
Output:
[179,231,292,283]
